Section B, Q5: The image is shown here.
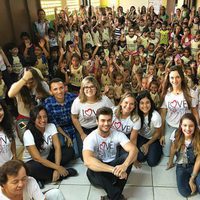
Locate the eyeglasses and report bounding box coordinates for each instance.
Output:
[84,85,96,90]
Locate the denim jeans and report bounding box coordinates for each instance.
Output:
[137,134,162,167]
[176,164,200,197]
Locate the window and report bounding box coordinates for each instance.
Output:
[66,0,80,12]
[41,0,62,16]
[90,0,100,8]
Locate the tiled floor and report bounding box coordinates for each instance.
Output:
[15,137,199,200]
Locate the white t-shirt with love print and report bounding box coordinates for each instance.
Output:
[71,96,114,129]
[23,123,57,162]
[111,107,141,136]
[83,129,129,163]
[161,90,198,128]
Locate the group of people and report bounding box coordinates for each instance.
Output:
[0,2,200,200]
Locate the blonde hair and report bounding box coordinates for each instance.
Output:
[115,92,139,122]
[79,76,102,103]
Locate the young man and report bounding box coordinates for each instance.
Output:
[83,107,138,200]
[43,78,79,157]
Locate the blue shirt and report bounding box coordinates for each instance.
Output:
[43,93,77,138]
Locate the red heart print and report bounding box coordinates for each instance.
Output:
[85,108,93,116]
[114,121,122,129]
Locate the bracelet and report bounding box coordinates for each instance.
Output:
[22,78,28,83]
[191,173,197,178]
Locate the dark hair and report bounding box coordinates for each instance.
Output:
[0,160,29,186]
[136,91,156,127]
[161,66,192,109]
[49,78,64,89]
[37,8,45,15]
[96,107,113,120]
[26,105,47,151]
[20,32,30,39]
[0,100,15,141]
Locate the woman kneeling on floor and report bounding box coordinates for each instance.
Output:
[22,105,77,188]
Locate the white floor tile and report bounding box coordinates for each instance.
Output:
[41,183,59,193]
[127,165,152,186]
[70,157,84,164]
[152,165,176,187]
[154,187,186,200]
[88,186,107,200]
[188,194,200,199]
[59,185,90,200]
[60,163,90,185]
[124,186,154,200]
[158,156,169,166]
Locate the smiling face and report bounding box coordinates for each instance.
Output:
[35,109,48,131]
[2,167,27,198]
[50,81,65,103]
[181,118,195,139]
[120,96,135,116]
[97,114,112,136]
[83,81,97,99]
[139,97,151,115]
[169,70,182,89]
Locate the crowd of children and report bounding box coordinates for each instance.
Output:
[0,3,200,199]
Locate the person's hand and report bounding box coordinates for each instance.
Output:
[160,135,165,146]
[23,70,33,81]
[44,35,49,42]
[113,164,127,177]
[189,178,196,195]
[133,160,142,168]
[140,143,149,155]
[7,65,12,73]
[64,135,73,147]
[52,170,60,182]
[25,39,32,49]
[39,39,45,48]
[166,161,175,170]
[119,171,128,180]
[57,165,68,177]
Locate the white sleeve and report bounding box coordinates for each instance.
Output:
[152,111,162,128]
[71,97,80,115]
[82,134,95,152]
[191,89,198,107]
[170,130,176,142]
[102,95,114,107]
[48,123,58,137]
[118,132,130,147]
[132,117,141,130]
[23,130,35,147]
[25,177,45,200]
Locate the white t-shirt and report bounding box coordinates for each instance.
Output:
[138,110,162,139]
[83,129,130,163]
[111,107,141,136]
[0,131,13,166]
[71,96,114,129]
[170,130,191,164]
[23,123,57,162]
[0,176,45,200]
[161,90,198,128]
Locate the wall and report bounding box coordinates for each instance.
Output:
[0,0,40,47]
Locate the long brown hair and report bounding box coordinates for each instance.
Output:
[115,92,139,122]
[161,66,192,109]
[174,113,200,155]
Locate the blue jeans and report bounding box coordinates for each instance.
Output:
[137,135,162,167]
[176,164,200,197]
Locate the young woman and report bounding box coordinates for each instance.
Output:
[160,66,199,156]
[111,92,141,145]
[0,101,16,166]
[136,91,162,167]
[8,68,50,142]
[167,113,200,197]
[0,160,66,200]
[23,105,77,185]
[71,76,114,158]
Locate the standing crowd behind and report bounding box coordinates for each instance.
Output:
[0,3,200,200]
